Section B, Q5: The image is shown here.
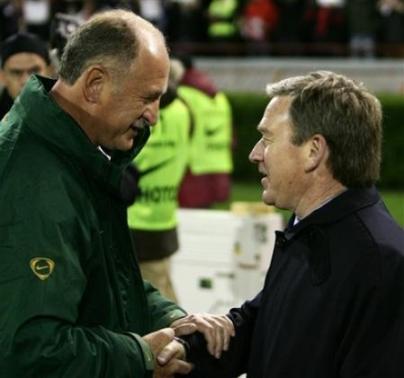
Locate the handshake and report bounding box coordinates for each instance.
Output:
[143,313,235,378]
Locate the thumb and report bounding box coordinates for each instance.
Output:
[143,328,175,355]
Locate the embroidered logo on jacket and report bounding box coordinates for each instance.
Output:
[30,257,55,280]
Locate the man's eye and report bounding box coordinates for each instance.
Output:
[29,67,41,75]
[143,94,161,104]
[262,137,272,146]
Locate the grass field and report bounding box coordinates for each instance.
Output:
[215,182,404,227]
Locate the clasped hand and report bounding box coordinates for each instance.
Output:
[143,313,235,377]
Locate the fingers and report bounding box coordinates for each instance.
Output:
[143,331,192,378]
[171,314,235,359]
[154,340,193,378]
[154,359,193,377]
[166,359,193,375]
[157,339,186,365]
[171,323,197,336]
[221,315,236,351]
[143,328,175,356]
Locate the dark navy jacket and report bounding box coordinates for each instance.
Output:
[187,187,404,378]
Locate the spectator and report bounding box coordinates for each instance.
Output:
[0,0,20,40]
[378,0,404,44]
[240,0,279,43]
[165,0,209,43]
[273,0,306,44]
[48,13,82,72]
[22,0,52,40]
[346,0,378,58]
[311,0,346,46]
[0,32,50,119]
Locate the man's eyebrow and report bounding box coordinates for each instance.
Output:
[144,91,163,100]
[8,65,42,73]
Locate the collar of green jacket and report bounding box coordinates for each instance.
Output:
[15,75,150,194]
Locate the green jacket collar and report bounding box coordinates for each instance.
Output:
[16,75,150,193]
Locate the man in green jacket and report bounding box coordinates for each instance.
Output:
[0,9,233,378]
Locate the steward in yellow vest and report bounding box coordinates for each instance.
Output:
[127,98,190,232]
[126,59,191,301]
[178,84,233,207]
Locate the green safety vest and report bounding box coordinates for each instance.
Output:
[178,86,233,175]
[127,99,190,230]
[208,0,238,38]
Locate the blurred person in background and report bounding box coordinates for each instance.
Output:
[272,0,306,44]
[48,12,81,71]
[125,59,191,302]
[165,0,209,43]
[22,0,52,40]
[310,0,346,48]
[346,0,378,58]
[0,31,50,119]
[240,0,279,45]
[177,54,234,208]
[181,71,404,377]
[378,0,404,45]
[0,0,20,40]
[207,0,243,43]
[137,0,166,31]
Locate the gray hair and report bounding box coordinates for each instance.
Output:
[59,10,139,84]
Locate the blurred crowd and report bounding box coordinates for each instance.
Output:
[1,0,404,58]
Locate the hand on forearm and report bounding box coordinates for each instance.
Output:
[171,314,235,359]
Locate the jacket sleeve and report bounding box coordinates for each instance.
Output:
[0,185,154,377]
[143,280,187,331]
[184,292,261,378]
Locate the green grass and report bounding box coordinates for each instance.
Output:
[214,182,404,227]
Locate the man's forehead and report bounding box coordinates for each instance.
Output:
[267,95,293,110]
[4,52,48,69]
[257,96,293,132]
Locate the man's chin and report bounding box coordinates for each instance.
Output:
[262,190,275,206]
[110,139,134,152]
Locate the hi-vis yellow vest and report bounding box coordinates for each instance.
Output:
[127,98,190,230]
[208,0,238,38]
[178,85,233,175]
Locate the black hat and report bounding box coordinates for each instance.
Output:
[1,32,50,68]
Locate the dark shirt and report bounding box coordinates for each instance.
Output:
[186,187,404,378]
[0,88,14,120]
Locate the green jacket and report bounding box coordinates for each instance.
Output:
[0,76,186,377]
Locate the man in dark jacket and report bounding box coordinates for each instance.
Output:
[184,71,404,377]
[0,9,233,378]
[0,32,50,119]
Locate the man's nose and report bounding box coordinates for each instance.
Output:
[143,100,160,126]
[249,140,263,163]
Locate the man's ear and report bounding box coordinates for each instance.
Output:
[0,69,5,86]
[304,134,329,172]
[82,66,107,104]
